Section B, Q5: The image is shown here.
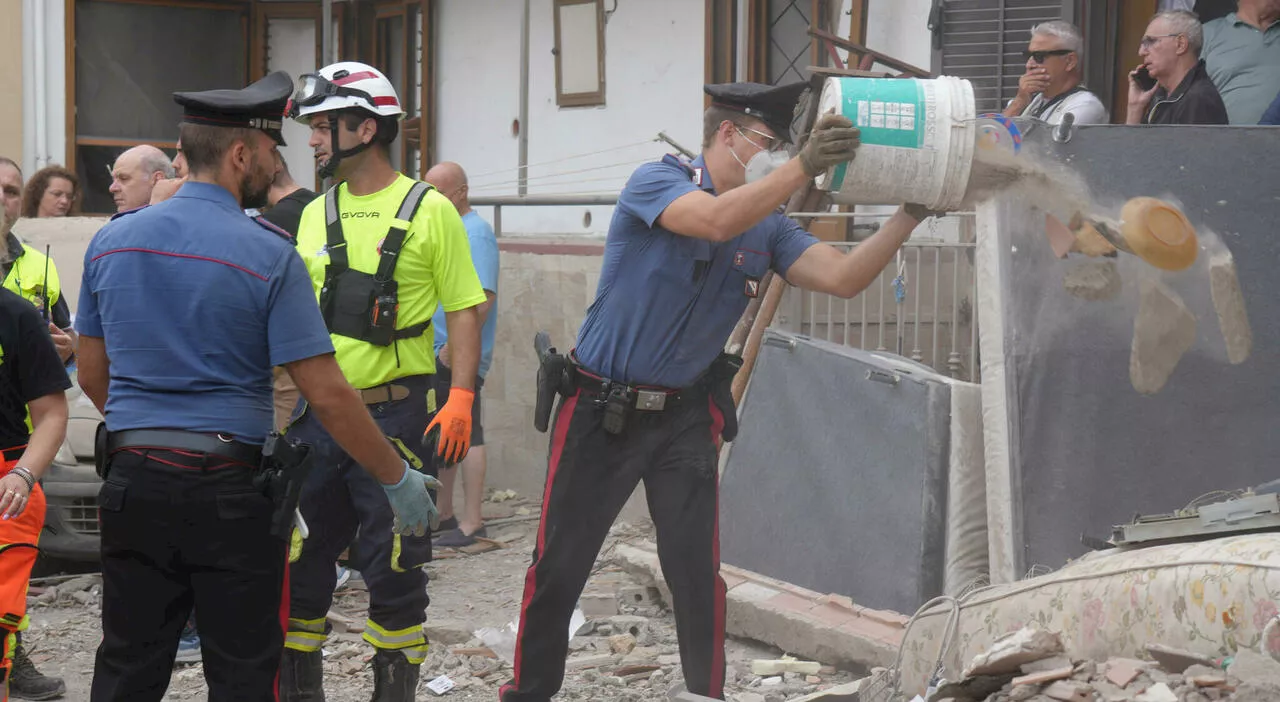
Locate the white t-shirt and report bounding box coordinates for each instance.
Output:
[1019,89,1109,125]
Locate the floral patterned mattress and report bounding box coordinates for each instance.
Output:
[899,533,1280,694]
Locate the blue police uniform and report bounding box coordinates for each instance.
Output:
[502,147,818,702]
[77,72,335,702]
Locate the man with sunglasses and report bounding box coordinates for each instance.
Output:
[1004,21,1107,125]
[1126,10,1229,125]
[281,62,486,702]
[500,81,941,702]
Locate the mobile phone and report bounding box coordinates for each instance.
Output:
[1134,66,1157,91]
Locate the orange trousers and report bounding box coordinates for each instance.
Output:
[0,457,46,701]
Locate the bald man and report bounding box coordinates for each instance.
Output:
[424,161,500,547]
[109,145,176,212]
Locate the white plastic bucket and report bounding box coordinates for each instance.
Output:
[814,75,977,211]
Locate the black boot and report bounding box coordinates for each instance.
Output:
[9,634,66,701]
[278,648,326,702]
[370,649,420,702]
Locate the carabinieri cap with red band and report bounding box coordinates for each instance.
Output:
[704,81,809,144]
[173,70,294,146]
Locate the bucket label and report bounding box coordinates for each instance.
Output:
[831,79,928,191]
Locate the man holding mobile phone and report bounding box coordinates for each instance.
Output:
[1126,10,1229,125]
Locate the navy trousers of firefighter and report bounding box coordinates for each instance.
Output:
[500,387,729,702]
[283,374,434,663]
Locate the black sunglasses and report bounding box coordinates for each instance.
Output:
[1023,49,1074,63]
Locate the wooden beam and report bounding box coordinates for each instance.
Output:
[726,73,831,404]
[808,27,932,78]
[848,0,868,46]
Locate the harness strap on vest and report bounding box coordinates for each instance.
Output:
[324,188,349,272]
[320,181,437,343]
[323,181,434,279]
[374,181,432,283]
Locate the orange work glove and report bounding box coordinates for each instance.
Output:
[423,388,475,465]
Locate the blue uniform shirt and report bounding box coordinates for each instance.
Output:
[433,211,500,378]
[76,182,335,444]
[574,154,818,387]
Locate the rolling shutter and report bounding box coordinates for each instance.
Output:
[933,0,1068,114]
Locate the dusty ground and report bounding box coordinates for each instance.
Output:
[22,491,860,702]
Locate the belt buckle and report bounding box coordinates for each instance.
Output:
[635,389,667,412]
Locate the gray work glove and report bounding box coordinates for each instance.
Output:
[798,113,861,178]
[904,203,945,221]
[381,460,444,536]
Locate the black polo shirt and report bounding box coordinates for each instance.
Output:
[0,287,71,450]
[261,188,319,238]
[1143,60,1231,125]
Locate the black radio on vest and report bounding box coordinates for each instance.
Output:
[319,181,433,346]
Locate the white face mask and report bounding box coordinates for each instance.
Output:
[744,149,791,183]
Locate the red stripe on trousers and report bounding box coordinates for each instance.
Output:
[707,397,727,699]
[273,543,291,702]
[500,391,581,699]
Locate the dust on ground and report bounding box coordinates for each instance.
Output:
[23,490,861,702]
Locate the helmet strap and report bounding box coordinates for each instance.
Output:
[319,113,377,180]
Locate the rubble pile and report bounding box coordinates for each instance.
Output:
[927,628,1280,702]
[22,503,861,701]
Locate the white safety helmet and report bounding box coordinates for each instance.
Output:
[290,62,405,122]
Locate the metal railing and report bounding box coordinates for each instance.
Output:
[470,195,619,238]
[471,197,980,382]
[775,216,980,383]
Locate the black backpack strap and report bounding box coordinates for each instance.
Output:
[373,181,433,283]
[324,186,348,272]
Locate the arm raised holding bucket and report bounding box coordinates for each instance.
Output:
[503,80,941,702]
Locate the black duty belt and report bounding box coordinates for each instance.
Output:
[570,363,705,412]
[2,445,26,463]
[107,429,263,467]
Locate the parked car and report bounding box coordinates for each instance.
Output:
[39,371,103,562]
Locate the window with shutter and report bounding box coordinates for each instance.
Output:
[934,0,1069,115]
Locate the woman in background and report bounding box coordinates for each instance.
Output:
[21,167,78,219]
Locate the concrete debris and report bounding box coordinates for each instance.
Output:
[926,631,1280,702]
[1105,658,1149,688]
[1022,656,1075,675]
[750,658,822,676]
[608,633,637,655]
[578,592,620,617]
[965,627,1065,677]
[1209,250,1251,365]
[1011,665,1074,686]
[1063,259,1122,301]
[1043,679,1092,701]
[1226,650,1280,688]
[1145,644,1218,674]
[19,512,857,701]
[1133,682,1178,702]
[1130,279,1197,395]
[424,619,476,646]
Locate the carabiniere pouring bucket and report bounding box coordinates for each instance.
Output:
[813,75,977,211]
